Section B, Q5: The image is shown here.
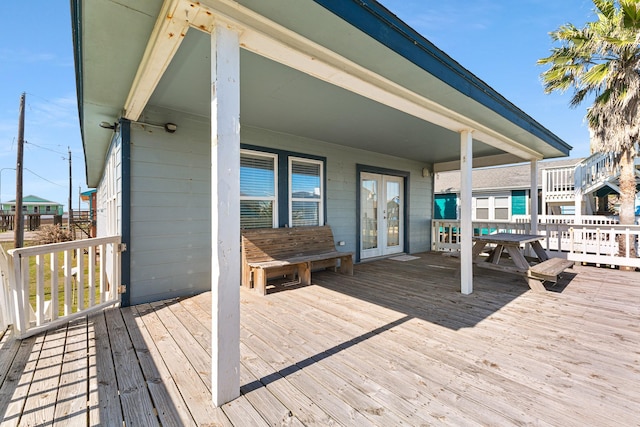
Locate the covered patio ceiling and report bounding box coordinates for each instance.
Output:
[74,0,571,187]
[150,30,506,164]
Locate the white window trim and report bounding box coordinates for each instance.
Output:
[288,156,324,227]
[240,149,278,228]
[472,193,512,221]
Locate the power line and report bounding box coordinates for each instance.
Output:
[24,140,68,157]
[24,167,66,188]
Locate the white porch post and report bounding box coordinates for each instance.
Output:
[460,130,473,295]
[574,189,583,224]
[530,160,538,234]
[211,24,241,406]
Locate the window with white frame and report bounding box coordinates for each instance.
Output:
[473,194,511,221]
[240,150,278,229]
[289,157,323,227]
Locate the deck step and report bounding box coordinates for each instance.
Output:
[528,258,574,282]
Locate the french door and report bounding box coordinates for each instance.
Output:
[360,173,404,259]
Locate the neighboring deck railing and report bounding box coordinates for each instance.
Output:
[574,152,618,195]
[432,220,640,268]
[3,235,123,339]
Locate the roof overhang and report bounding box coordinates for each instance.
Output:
[72,0,571,186]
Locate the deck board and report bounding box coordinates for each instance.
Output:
[52,319,88,425]
[0,252,639,426]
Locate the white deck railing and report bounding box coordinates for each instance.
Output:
[542,165,575,202]
[432,220,640,268]
[575,152,617,194]
[3,235,123,339]
[512,214,621,225]
[0,245,13,332]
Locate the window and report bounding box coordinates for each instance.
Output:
[240,150,277,229]
[240,146,325,229]
[289,157,323,227]
[475,197,489,220]
[494,196,509,220]
[473,194,511,221]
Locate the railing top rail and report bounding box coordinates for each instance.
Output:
[7,235,121,257]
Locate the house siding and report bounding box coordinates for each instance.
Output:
[128,111,211,305]
[96,129,123,290]
[96,133,122,238]
[122,108,433,304]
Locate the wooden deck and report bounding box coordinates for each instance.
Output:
[0,252,638,426]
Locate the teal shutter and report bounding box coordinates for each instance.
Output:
[511,190,527,215]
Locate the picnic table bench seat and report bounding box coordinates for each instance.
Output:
[241,225,354,295]
[527,257,574,291]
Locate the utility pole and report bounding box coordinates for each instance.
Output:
[14,93,25,249]
[68,147,73,238]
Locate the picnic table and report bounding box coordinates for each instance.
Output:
[472,233,573,291]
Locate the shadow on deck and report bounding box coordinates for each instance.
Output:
[0,252,637,426]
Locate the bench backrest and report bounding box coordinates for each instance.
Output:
[242,225,338,263]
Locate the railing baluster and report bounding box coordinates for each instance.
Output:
[21,256,29,328]
[76,247,85,312]
[50,252,58,321]
[99,243,106,303]
[89,245,96,308]
[64,249,72,316]
[36,254,44,326]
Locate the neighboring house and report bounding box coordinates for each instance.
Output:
[435,152,639,220]
[0,194,64,216]
[80,189,97,237]
[434,158,583,220]
[71,0,571,404]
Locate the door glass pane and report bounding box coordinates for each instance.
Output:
[386,181,400,247]
[361,178,378,250]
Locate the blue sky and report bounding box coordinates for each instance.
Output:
[0,1,596,210]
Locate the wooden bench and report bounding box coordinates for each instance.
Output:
[527,258,574,291]
[241,225,354,295]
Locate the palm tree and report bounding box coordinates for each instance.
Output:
[539,0,640,261]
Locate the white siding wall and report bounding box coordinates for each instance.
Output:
[96,132,122,285]
[121,108,433,304]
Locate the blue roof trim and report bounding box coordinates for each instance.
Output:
[312,0,571,155]
[70,0,91,182]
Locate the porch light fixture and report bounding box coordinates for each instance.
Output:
[422,167,431,177]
